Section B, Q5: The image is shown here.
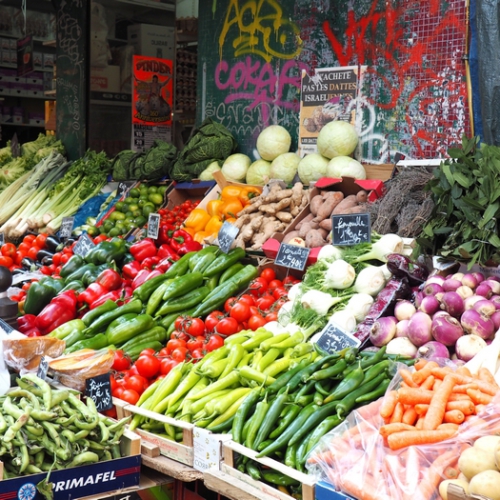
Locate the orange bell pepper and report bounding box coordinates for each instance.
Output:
[182,226,196,237]
[194,231,209,244]
[205,215,223,235]
[221,197,243,219]
[207,199,224,217]
[240,186,262,205]
[225,217,237,224]
[221,185,245,201]
[184,208,211,233]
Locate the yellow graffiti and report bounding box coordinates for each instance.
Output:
[219,0,302,62]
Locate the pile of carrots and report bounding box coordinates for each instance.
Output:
[380,360,499,451]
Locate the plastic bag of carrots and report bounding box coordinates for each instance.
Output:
[306,360,500,500]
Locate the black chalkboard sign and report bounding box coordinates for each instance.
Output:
[37,356,49,381]
[0,233,5,246]
[332,213,371,246]
[275,243,310,271]
[0,319,13,334]
[218,222,240,254]
[147,214,161,239]
[85,372,113,412]
[118,181,133,197]
[73,233,96,257]
[59,217,75,239]
[316,323,360,354]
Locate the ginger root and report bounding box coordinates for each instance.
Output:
[259,197,291,215]
[276,211,293,223]
[248,221,285,250]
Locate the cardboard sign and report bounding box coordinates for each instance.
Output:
[275,243,310,271]
[147,213,160,239]
[73,233,96,257]
[218,221,239,254]
[193,427,228,472]
[85,373,113,412]
[316,322,360,354]
[59,217,75,239]
[37,356,49,380]
[332,213,371,246]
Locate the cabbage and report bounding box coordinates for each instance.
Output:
[297,153,329,185]
[270,153,300,184]
[221,153,251,182]
[326,156,366,179]
[246,159,271,186]
[199,161,221,181]
[317,121,358,159]
[256,125,291,161]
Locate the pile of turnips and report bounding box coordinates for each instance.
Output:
[370,271,500,363]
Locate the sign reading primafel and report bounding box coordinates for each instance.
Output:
[132,55,173,152]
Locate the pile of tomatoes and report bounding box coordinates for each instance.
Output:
[0,234,51,271]
[158,199,198,228]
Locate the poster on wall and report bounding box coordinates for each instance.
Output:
[298,66,366,157]
[132,55,173,152]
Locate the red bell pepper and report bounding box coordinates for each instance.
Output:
[35,290,77,334]
[25,329,42,337]
[170,229,193,252]
[178,240,202,255]
[17,314,38,334]
[89,289,121,309]
[156,257,175,273]
[130,239,157,262]
[96,268,122,291]
[157,244,179,261]
[132,269,163,290]
[122,260,142,280]
[157,223,175,246]
[78,283,107,307]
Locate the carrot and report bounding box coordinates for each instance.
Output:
[438,423,460,432]
[456,366,472,377]
[449,393,472,402]
[341,472,385,500]
[446,400,475,415]
[433,379,442,391]
[452,383,478,393]
[400,382,410,389]
[450,372,499,396]
[443,466,460,480]
[387,428,457,450]
[478,367,499,387]
[443,409,465,424]
[405,446,421,494]
[380,423,416,438]
[412,360,439,385]
[475,404,486,414]
[380,390,399,419]
[431,366,454,379]
[400,368,419,388]
[384,454,406,490]
[467,388,493,405]
[420,375,435,390]
[415,417,425,429]
[398,387,434,405]
[464,415,476,423]
[414,358,428,371]
[423,374,456,430]
[417,451,459,500]
[402,406,418,425]
[390,402,404,424]
[414,404,429,415]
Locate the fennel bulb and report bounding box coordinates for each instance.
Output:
[329,310,357,333]
[345,293,374,322]
[354,234,404,263]
[354,266,386,296]
[301,290,337,316]
[317,245,344,262]
[287,283,303,303]
[278,301,294,326]
[324,259,356,289]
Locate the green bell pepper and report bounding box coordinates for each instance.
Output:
[85,238,127,265]
[24,277,64,316]
[59,255,85,279]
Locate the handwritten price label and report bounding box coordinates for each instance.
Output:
[218,221,239,254]
[316,322,360,354]
[59,217,75,239]
[85,373,113,412]
[332,213,371,246]
[37,356,49,381]
[147,213,161,239]
[118,181,133,197]
[275,243,310,271]
[73,233,96,257]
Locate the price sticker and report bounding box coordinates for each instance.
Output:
[218,221,239,254]
[85,372,113,412]
[316,322,361,354]
[275,243,310,271]
[147,213,160,239]
[117,181,133,197]
[37,356,49,380]
[59,217,75,239]
[332,213,371,246]
[73,233,96,257]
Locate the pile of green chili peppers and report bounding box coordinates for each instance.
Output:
[0,374,130,480]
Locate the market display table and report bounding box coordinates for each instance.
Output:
[141,452,203,482]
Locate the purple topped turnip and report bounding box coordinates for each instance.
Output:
[431,315,463,346]
[407,312,433,347]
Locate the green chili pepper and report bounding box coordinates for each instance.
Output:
[324,363,365,403]
[232,387,262,444]
[245,395,269,449]
[355,378,391,403]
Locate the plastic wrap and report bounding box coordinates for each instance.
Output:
[307,364,500,500]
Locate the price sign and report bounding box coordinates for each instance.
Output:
[275,243,310,271]
[73,233,96,257]
[316,322,361,354]
[218,221,239,254]
[59,217,75,239]
[147,213,160,239]
[117,181,133,197]
[85,372,113,412]
[193,427,230,472]
[37,356,49,380]
[0,319,14,334]
[0,233,5,246]
[332,213,371,246]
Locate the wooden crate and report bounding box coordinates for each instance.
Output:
[122,403,194,466]
[222,440,316,500]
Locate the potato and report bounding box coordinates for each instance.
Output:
[459,447,498,480]
[475,436,500,457]
[457,473,468,483]
[438,479,469,500]
[469,470,500,500]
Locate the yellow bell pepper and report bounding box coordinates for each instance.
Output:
[205,215,223,235]
[207,199,224,217]
[184,208,211,233]
[221,197,244,219]
[221,185,245,201]
[194,231,209,244]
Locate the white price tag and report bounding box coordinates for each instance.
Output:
[193,428,225,472]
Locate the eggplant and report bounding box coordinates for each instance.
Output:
[44,235,61,252]
[21,257,40,270]
[36,249,54,262]
[41,256,53,266]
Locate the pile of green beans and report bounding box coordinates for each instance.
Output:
[0,374,130,479]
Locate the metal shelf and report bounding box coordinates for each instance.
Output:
[0,121,45,128]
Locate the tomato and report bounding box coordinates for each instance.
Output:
[260,268,276,283]
[171,346,188,362]
[174,316,185,331]
[267,279,283,292]
[60,253,70,265]
[112,350,131,371]
[265,311,278,322]
[18,242,30,255]
[127,365,140,377]
[158,347,169,357]
[35,234,48,248]
[160,357,178,375]
[120,389,140,405]
[224,296,238,313]
[0,256,13,268]
[113,387,124,399]
[52,252,62,266]
[273,287,288,300]
[27,246,39,260]
[1,243,16,258]
[170,330,189,342]
[22,234,36,245]
[249,278,268,297]
[166,338,187,354]
[216,317,239,336]
[248,314,267,330]
[205,334,224,352]
[283,275,300,287]
[184,317,205,337]
[135,354,161,379]
[205,310,224,332]
[273,296,289,310]
[102,407,117,418]
[125,374,148,394]
[191,348,204,361]
[187,336,205,352]
[256,295,275,311]
[229,302,251,322]
[239,294,255,306]
[140,348,156,356]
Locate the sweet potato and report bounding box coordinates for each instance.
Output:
[332,194,358,214]
[356,190,368,203]
[319,218,332,231]
[283,231,300,243]
[318,228,329,239]
[309,195,324,216]
[295,213,314,231]
[299,221,319,239]
[314,191,344,221]
[306,229,326,248]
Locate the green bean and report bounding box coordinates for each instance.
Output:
[3,407,31,442]
[18,444,29,473]
[16,378,43,396]
[0,412,7,433]
[41,421,61,447]
[9,389,40,409]
[22,374,52,409]
[51,389,70,407]
[25,424,44,436]
[55,414,77,426]
[74,416,98,431]
[67,394,93,420]
[98,421,110,443]
[25,464,43,474]
[34,450,45,467]
[111,444,121,459]
[74,429,90,440]
[3,397,24,419]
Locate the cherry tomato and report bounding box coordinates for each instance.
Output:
[60,254,70,265]
[112,350,131,371]
[166,338,187,354]
[248,314,267,330]
[238,294,255,306]
[27,247,39,260]
[174,316,185,331]
[125,374,148,395]
[205,334,224,352]
[171,346,188,362]
[0,256,13,268]
[229,302,251,322]
[265,311,278,322]
[35,234,48,248]
[158,347,169,357]
[160,357,178,375]
[22,234,36,245]
[249,278,268,297]
[216,317,239,336]
[267,279,284,292]
[256,295,275,311]
[205,310,224,332]
[1,243,16,258]
[120,389,140,405]
[184,317,205,337]
[127,365,140,377]
[224,297,238,313]
[52,253,62,266]
[140,348,156,356]
[170,330,189,342]
[135,354,161,379]
[283,275,300,287]
[260,268,276,283]
[18,242,30,255]
[191,348,204,361]
[102,407,117,418]
[273,287,288,300]
[187,336,205,352]
[113,387,124,399]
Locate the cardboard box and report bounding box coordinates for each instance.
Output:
[127,23,175,59]
[165,180,215,211]
[43,52,54,69]
[33,51,43,69]
[90,65,121,93]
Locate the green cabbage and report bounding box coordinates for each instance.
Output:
[256,125,291,161]
[317,121,359,159]
[246,159,271,186]
[270,153,300,184]
[297,153,329,185]
[326,156,366,179]
[221,153,251,182]
[199,161,221,181]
